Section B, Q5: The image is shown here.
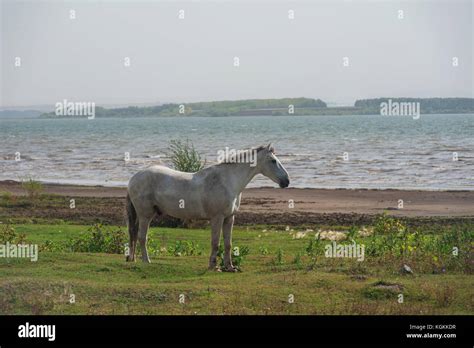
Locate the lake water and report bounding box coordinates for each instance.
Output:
[1,114,473,190]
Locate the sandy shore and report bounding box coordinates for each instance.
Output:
[1,180,473,219]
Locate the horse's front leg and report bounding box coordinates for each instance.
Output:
[222,215,237,272]
[209,216,224,270]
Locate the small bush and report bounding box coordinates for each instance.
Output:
[0,222,27,244]
[374,213,407,235]
[65,224,126,254]
[168,139,205,173]
[167,240,202,256]
[21,178,43,199]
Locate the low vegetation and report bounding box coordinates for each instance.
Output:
[0,213,472,315]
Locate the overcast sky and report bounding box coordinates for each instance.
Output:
[1,0,472,108]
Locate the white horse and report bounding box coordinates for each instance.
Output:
[126,144,290,271]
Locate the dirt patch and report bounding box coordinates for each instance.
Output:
[1,180,474,227]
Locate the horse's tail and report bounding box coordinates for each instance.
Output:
[126,193,138,261]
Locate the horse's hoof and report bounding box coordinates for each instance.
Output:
[208,266,221,272]
[223,266,239,273]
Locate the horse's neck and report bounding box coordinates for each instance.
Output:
[216,163,259,195]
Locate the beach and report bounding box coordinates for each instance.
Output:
[1,180,472,226]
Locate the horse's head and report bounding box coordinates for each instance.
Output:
[257,143,290,188]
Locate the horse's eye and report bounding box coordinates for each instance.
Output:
[271,159,277,164]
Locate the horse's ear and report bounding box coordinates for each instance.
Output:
[267,143,274,153]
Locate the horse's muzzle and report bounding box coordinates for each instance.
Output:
[279,178,290,188]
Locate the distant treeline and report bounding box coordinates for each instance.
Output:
[38,98,326,118]
[39,97,474,118]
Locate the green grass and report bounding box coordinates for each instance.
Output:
[0,223,472,315]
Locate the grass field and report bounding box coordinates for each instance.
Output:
[0,222,472,315]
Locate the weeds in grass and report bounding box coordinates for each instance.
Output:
[305,234,323,257]
[434,285,455,307]
[167,240,202,256]
[292,252,302,267]
[233,245,250,268]
[68,224,125,254]
[217,245,250,268]
[363,280,403,300]
[273,248,284,265]
[347,225,358,240]
[40,224,126,254]
[365,214,473,273]
[40,239,64,252]
[40,225,206,259]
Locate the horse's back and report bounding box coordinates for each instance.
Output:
[128,164,237,219]
[128,165,206,217]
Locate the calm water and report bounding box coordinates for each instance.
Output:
[1,114,473,190]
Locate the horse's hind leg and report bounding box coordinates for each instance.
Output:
[137,210,155,263]
[128,234,137,262]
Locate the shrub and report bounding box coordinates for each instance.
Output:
[167,240,202,256]
[367,214,412,257]
[168,139,205,172]
[65,224,126,254]
[0,222,27,244]
[374,213,407,235]
[21,178,43,199]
